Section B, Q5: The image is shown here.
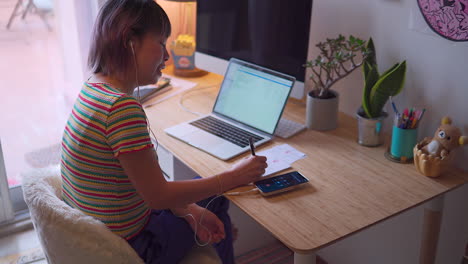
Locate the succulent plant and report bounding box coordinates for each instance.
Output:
[361,38,407,118]
[304,35,370,99]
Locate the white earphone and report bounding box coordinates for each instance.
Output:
[129,40,135,55]
[128,39,160,151]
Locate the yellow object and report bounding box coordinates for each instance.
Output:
[441,116,451,125]
[460,136,467,146]
[171,34,196,56]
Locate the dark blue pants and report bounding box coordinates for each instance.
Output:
[128,195,234,264]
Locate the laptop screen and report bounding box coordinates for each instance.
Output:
[213,58,295,134]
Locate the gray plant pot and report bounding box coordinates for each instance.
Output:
[356,108,388,147]
[306,90,339,131]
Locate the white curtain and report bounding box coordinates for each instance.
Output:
[0,0,101,225]
[52,0,101,98]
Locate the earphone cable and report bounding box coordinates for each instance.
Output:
[178,84,218,116]
[173,194,223,247]
[174,187,259,246]
[131,41,159,151]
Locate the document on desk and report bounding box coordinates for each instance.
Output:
[257,144,306,177]
[144,74,197,108]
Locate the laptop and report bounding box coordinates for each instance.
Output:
[164,58,295,160]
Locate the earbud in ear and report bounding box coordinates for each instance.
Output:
[129,40,135,55]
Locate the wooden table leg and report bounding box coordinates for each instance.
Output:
[419,195,444,264]
[294,252,316,264]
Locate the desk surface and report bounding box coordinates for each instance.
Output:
[145,67,468,253]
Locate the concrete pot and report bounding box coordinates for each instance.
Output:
[305,90,339,131]
[356,108,388,147]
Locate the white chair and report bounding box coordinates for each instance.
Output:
[22,165,221,264]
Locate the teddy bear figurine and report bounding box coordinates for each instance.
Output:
[413,117,467,177]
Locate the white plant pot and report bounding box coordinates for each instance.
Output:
[305,90,339,131]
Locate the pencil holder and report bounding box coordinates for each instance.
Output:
[171,50,195,70]
[386,126,418,163]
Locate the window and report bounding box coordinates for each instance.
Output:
[0,0,100,229]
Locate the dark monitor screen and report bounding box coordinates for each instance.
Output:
[196,1,312,82]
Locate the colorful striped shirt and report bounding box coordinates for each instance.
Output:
[61,82,153,240]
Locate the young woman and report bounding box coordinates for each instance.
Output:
[60,1,267,263]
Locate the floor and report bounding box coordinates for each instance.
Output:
[0,0,73,187]
[0,228,46,263]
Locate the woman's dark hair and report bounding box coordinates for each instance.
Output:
[88,0,171,77]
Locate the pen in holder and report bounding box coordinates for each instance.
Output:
[385,108,423,163]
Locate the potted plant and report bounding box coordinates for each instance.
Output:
[356,37,407,146]
[304,35,369,130]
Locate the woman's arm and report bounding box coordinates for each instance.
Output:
[118,147,267,209]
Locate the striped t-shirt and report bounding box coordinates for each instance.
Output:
[61,82,153,240]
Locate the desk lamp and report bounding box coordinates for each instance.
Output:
[160,0,207,77]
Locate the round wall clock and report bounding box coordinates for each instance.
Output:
[417,0,468,41]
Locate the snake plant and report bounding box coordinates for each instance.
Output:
[362,38,407,118]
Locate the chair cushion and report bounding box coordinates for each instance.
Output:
[22,165,144,264]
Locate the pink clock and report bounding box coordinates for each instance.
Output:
[418,0,468,41]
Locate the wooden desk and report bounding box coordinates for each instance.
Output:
[146,67,468,264]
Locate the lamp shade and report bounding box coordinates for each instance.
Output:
[159,0,207,77]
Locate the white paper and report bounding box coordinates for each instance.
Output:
[262,160,290,177]
[257,144,306,177]
[162,73,197,90]
[144,74,197,107]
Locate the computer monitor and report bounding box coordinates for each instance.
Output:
[195,0,312,99]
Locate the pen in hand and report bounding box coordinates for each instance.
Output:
[249,137,256,156]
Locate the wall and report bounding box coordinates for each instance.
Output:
[307,0,468,263]
[156,0,197,67]
[306,0,468,169]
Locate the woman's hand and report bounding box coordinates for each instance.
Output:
[223,155,267,188]
[181,204,225,244]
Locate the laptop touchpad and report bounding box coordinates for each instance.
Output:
[188,130,224,148]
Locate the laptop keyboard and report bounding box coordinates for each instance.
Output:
[190,116,264,147]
